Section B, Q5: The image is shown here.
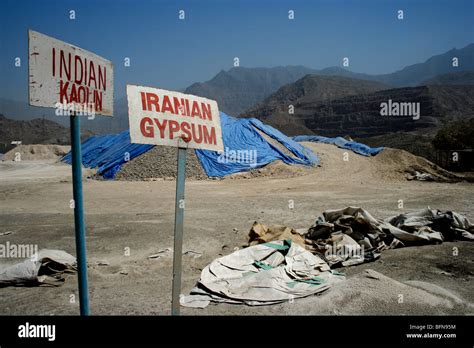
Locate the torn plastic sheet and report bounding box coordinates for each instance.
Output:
[0,249,76,287]
[181,240,345,308]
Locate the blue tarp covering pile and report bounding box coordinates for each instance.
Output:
[293,135,384,157]
[62,112,318,179]
[62,131,153,179]
[196,113,318,177]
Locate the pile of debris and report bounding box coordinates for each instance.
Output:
[249,207,473,268]
[182,207,473,308]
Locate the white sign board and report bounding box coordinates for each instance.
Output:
[127,85,224,151]
[28,30,114,116]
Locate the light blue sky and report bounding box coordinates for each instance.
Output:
[1,0,473,100]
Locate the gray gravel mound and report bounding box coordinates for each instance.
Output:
[116,146,208,181]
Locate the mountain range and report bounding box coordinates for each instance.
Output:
[1,43,473,152]
[186,43,474,116]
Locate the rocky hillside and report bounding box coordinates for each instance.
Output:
[0,115,93,153]
[184,66,318,116]
[242,75,390,134]
[243,82,474,138]
[421,71,474,85]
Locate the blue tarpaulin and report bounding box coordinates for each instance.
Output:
[292,135,384,157]
[62,112,318,179]
[62,130,153,179]
[195,113,318,177]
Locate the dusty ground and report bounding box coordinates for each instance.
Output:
[0,143,473,315]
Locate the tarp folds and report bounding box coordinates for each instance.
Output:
[246,207,473,269]
[195,113,318,177]
[181,240,345,308]
[293,135,384,157]
[0,249,76,287]
[62,130,154,179]
[310,206,444,245]
[386,208,474,241]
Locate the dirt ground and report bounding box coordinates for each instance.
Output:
[0,143,473,315]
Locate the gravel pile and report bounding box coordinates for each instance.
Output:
[115,146,208,181]
[114,126,313,181]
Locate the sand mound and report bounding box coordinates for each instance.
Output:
[295,269,470,315]
[374,148,462,182]
[225,161,312,179]
[301,142,463,183]
[2,144,71,161]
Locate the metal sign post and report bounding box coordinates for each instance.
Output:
[171,143,187,315]
[126,85,223,315]
[70,113,90,316]
[28,30,114,315]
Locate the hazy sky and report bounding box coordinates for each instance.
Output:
[1,0,473,100]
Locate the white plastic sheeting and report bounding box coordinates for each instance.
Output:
[181,240,344,308]
[386,208,474,241]
[0,249,76,287]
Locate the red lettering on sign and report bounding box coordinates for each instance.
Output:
[191,123,203,143]
[52,48,56,77]
[59,80,69,103]
[201,103,212,120]
[168,120,180,139]
[84,58,88,83]
[154,118,167,138]
[203,125,217,145]
[94,90,102,111]
[140,117,154,137]
[88,61,97,89]
[69,84,78,103]
[74,55,83,84]
[161,95,174,114]
[140,92,147,110]
[181,121,192,141]
[99,66,106,91]
[60,50,71,80]
[185,99,190,117]
[173,97,185,116]
[77,86,86,103]
[146,93,160,112]
[190,101,202,118]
